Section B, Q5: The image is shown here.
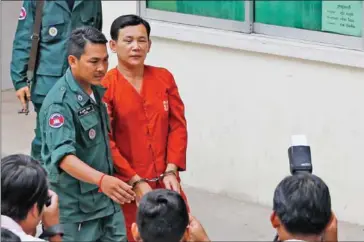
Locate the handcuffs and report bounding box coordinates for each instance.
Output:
[131,170,177,189]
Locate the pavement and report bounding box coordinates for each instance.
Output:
[2,89,364,241]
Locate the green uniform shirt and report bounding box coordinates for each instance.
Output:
[11,0,102,104]
[39,69,120,223]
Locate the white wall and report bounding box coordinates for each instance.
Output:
[102,2,364,225]
[102,1,138,69]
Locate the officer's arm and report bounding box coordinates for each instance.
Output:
[42,104,103,185]
[10,1,35,90]
[95,0,103,31]
[59,155,105,185]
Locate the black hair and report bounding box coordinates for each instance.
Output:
[1,228,21,242]
[68,26,108,59]
[1,154,49,221]
[273,173,332,236]
[110,14,151,40]
[137,189,189,242]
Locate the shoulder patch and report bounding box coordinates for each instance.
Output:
[49,113,65,128]
[19,7,26,20]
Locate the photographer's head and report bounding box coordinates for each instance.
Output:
[1,154,49,235]
[271,173,333,241]
[131,189,189,242]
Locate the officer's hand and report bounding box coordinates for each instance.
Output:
[134,182,153,207]
[16,86,31,111]
[101,175,136,205]
[42,190,60,229]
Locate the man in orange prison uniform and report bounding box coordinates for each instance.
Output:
[101,15,189,241]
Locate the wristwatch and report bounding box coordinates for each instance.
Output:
[39,224,64,239]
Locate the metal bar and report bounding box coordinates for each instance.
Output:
[139,0,147,17]
[362,1,364,50]
[244,0,253,33]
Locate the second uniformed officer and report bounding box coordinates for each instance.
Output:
[11,0,103,163]
[39,27,135,241]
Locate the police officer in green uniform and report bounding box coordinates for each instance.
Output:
[39,27,136,241]
[11,0,102,162]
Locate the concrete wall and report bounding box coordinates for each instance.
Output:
[1,1,22,90]
[153,40,364,226]
[102,2,364,225]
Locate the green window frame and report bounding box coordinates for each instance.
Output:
[139,0,364,51]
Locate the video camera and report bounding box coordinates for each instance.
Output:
[273,135,313,241]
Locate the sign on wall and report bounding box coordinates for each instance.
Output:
[321,1,362,37]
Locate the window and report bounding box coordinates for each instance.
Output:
[254,1,363,49]
[139,1,252,33]
[139,0,364,51]
[148,1,245,21]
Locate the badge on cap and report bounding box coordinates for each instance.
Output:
[89,128,96,140]
[163,100,169,112]
[49,27,58,37]
[49,113,64,128]
[77,95,83,101]
[19,7,26,20]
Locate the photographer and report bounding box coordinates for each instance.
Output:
[131,189,210,242]
[1,154,62,241]
[270,173,337,242]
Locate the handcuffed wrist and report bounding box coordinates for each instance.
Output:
[163,170,177,177]
[132,171,177,189]
[131,178,147,189]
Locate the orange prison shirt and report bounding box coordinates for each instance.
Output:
[101,65,188,181]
